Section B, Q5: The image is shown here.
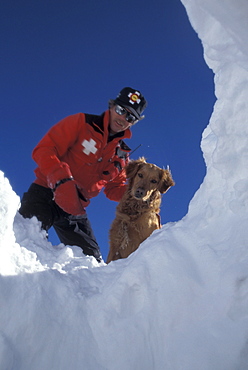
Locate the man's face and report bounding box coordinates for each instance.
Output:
[109,105,136,134]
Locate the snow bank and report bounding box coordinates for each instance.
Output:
[1,0,248,369]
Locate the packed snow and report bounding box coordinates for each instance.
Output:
[1,0,248,369]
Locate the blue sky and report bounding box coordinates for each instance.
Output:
[1,0,215,260]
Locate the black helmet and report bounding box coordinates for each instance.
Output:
[114,87,147,120]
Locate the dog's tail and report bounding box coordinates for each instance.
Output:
[156,213,162,229]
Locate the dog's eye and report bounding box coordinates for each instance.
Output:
[138,173,143,178]
[151,179,158,184]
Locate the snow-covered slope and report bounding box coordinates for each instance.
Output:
[1,0,248,369]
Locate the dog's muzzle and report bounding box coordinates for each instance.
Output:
[134,188,145,199]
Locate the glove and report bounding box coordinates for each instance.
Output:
[47,162,73,189]
[53,178,88,215]
[47,162,89,215]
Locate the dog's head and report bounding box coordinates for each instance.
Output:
[125,157,175,201]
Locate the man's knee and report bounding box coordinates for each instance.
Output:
[53,214,102,261]
[19,184,54,230]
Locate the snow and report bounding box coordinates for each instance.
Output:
[1,0,248,368]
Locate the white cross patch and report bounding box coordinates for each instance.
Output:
[81,139,97,155]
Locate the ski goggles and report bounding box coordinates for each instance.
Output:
[114,104,137,124]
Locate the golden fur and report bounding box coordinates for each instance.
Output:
[107,157,175,263]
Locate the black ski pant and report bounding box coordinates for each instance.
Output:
[19,183,102,262]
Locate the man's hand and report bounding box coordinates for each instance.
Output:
[53,179,86,215]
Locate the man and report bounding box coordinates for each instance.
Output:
[19,87,147,262]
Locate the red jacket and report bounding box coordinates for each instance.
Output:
[33,110,132,205]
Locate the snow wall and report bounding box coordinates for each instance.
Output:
[1,0,248,369]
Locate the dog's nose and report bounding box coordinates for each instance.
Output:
[135,188,144,198]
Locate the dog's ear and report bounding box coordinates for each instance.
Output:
[159,168,175,194]
[125,157,146,179]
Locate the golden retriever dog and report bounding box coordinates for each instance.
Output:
[107,157,175,263]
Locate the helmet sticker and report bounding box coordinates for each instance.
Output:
[128,91,141,105]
